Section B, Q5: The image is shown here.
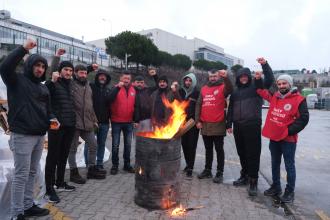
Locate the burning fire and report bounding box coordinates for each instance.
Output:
[171,204,186,216]
[138,97,189,139]
[138,167,142,175]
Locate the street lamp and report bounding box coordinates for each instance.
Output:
[125,53,131,70]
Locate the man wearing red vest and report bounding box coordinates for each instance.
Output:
[255,73,309,203]
[109,71,136,175]
[195,69,233,183]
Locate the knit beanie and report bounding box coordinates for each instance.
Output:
[58,61,74,72]
[277,74,293,87]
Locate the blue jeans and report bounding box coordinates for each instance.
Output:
[8,133,44,218]
[269,140,297,192]
[84,123,110,166]
[111,122,133,167]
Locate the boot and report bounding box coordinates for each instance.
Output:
[95,165,107,175]
[280,188,294,203]
[198,169,212,179]
[87,165,106,179]
[264,184,282,197]
[70,168,86,184]
[213,171,223,184]
[248,178,258,196]
[233,174,248,186]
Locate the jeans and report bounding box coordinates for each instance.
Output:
[269,140,297,192]
[202,135,225,172]
[111,122,133,168]
[68,129,97,168]
[233,122,261,178]
[45,126,75,190]
[8,133,44,218]
[84,123,110,166]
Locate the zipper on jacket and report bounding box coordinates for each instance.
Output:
[82,85,86,129]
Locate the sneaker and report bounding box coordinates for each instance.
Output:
[186,169,193,177]
[213,171,223,184]
[55,182,76,192]
[280,188,294,203]
[123,165,135,173]
[233,175,248,186]
[198,169,212,179]
[264,184,282,197]
[45,188,60,203]
[11,214,25,220]
[24,204,50,217]
[110,166,118,175]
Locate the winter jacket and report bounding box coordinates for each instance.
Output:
[134,75,158,122]
[45,56,76,127]
[256,84,309,142]
[195,77,233,136]
[0,46,54,135]
[109,84,136,123]
[226,62,274,128]
[71,76,98,131]
[90,70,112,124]
[179,73,199,120]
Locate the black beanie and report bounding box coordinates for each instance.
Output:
[158,75,168,83]
[58,61,74,72]
[134,75,145,81]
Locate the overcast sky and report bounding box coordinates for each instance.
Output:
[2,0,330,71]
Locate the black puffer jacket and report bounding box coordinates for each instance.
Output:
[0,46,54,135]
[226,62,274,128]
[90,69,111,124]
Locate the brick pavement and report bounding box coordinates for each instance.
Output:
[33,134,292,220]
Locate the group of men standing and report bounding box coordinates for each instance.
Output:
[0,39,309,220]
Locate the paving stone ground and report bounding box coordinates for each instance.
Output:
[33,134,294,220]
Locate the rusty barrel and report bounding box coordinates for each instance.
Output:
[134,135,181,209]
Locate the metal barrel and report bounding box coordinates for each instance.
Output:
[134,135,181,209]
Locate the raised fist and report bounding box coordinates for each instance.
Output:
[23,39,37,51]
[171,81,179,92]
[56,48,66,57]
[148,68,156,76]
[92,63,98,71]
[254,71,263,80]
[218,70,228,78]
[257,57,267,65]
[117,81,124,88]
[52,71,60,82]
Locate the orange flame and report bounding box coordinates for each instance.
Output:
[171,204,186,216]
[138,97,189,139]
[138,167,142,175]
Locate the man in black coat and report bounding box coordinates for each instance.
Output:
[226,57,274,196]
[84,68,111,172]
[0,39,59,220]
[44,48,76,204]
[179,73,200,177]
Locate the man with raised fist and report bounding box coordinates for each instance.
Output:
[0,39,58,220]
[195,69,233,184]
[226,57,274,197]
[44,48,76,204]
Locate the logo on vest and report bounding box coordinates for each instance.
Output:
[214,89,219,95]
[130,92,135,96]
[283,104,292,111]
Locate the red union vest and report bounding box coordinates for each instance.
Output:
[110,86,136,123]
[200,84,226,122]
[262,91,305,142]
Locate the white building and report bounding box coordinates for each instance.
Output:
[0,10,109,66]
[138,28,244,68]
[89,28,244,68]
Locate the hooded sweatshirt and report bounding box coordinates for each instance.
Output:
[90,69,112,123]
[179,73,200,120]
[0,46,54,135]
[226,62,274,128]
